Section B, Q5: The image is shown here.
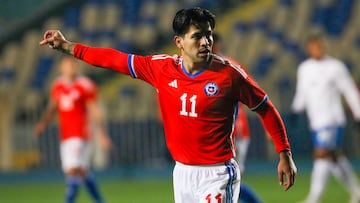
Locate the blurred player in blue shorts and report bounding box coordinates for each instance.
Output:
[291,34,360,203]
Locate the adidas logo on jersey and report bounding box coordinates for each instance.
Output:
[168,79,178,88]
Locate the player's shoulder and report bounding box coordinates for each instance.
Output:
[297,58,317,74]
[211,54,248,79]
[51,77,66,88]
[325,55,346,67]
[75,76,96,91]
[298,58,313,68]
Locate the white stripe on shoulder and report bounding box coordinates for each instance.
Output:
[229,63,248,79]
[151,54,172,60]
[76,76,95,92]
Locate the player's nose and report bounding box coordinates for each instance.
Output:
[200,36,210,46]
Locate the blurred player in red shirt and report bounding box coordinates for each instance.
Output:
[34,56,111,203]
[213,33,263,203]
[39,7,296,203]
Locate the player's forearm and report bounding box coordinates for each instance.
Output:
[341,83,360,120]
[89,102,107,135]
[255,100,291,153]
[62,42,76,55]
[39,107,56,127]
[73,43,131,75]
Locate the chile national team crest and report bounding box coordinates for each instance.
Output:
[204,82,219,96]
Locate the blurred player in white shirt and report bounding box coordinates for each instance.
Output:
[291,34,360,203]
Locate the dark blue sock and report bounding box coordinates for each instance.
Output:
[65,175,81,203]
[239,183,263,203]
[84,173,105,203]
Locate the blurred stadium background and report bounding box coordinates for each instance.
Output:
[0,0,360,202]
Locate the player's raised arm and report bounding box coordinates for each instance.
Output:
[40,30,132,76]
[254,99,297,191]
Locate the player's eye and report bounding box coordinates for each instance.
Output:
[193,34,202,40]
[206,34,213,42]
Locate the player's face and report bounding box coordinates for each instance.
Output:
[60,58,78,79]
[176,23,213,64]
[307,39,325,60]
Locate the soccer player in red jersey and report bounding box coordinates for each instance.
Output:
[34,56,111,203]
[39,7,296,203]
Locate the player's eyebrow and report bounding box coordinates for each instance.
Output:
[191,30,212,39]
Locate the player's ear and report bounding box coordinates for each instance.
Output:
[174,35,183,49]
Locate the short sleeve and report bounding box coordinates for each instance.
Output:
[78,77,97,101]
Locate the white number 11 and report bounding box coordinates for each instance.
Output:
[180,93,198,117]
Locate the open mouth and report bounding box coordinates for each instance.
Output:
[198,49,210,56]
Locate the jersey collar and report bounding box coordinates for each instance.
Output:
[181,54,213,78]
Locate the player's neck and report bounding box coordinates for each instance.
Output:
[182,58,209,75]
[62,75,77,83]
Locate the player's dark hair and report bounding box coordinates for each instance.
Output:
[305,33,323,44]
[173,7,215,36]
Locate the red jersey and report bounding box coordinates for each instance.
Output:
[233,103,251,139]
[74,44,290,165]
[224,57,251,140]
[51,76,97,141]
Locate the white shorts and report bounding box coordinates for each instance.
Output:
[173,159,240,203]
[60,138,91,172]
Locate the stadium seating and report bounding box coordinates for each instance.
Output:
[1,0,360,170]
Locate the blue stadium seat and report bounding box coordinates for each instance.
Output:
[121,0,142,25]
[268,28,284,43]
[30,56,54,89]
[252,53,274,78]
[281,38,305,61]
[253,18,268,31]
[277,75,292,91]
[63,5,81,29]
[279,0,293,7]
[327,0,354,36]
[311,2,332,26]
[233,21,251,33]
[0,67,15,81]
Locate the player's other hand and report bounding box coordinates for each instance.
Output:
[278,150,297,191]
[99,132,113,151]
[33,122,46,138]
[39,30,74,54]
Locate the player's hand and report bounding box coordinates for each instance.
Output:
[99,132,113,151]
[33,122,46,137]
[278,150,297,191]
[39,30,74,54]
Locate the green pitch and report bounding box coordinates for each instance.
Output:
[0,172,351,203]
